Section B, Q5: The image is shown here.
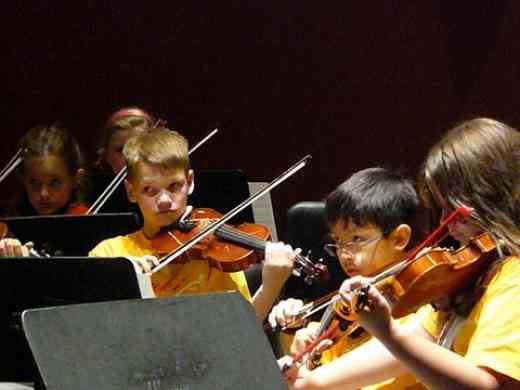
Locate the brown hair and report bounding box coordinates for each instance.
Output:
[19,124,85,176]
[123,127,190,180]
[15,124,88,212]
[419,118,520,255]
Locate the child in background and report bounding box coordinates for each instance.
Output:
[0,125,88,256]
[87,106,158,214]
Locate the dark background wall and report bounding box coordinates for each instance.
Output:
[2,1,520,237]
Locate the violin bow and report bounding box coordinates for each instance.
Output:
[0,148,24,185]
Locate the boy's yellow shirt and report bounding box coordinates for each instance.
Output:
[89,229,252,300]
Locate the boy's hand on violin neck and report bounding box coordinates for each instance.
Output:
[127,255,160,273]
[268,298,306,329]
[262,242,298,292]
[0,238,31,257]
[339,276,395,340]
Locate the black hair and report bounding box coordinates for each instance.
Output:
[326,167,419,235]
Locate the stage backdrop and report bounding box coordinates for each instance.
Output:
[2,1,519,236]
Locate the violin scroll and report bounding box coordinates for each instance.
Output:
[292,249,329,285]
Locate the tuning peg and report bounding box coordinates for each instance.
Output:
[304,274,317,285]
[292,267,302,277]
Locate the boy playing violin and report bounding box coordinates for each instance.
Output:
[289,118,520,389]
[273,167,428,388]
[89,127,295,321]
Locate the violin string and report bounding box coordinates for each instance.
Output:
[315,303,337,337]
[215,225,267,250]
[217,225,320,273]
[294,254,315,269]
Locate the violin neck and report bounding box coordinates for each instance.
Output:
[214,225,266,251]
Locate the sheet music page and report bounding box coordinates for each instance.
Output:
[247,182,278,241]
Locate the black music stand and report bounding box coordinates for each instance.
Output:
[89,169,254,225]
[0,258,148,386]
[21,293,287,390]
[189,169,254,224]
[0,213,140,256]
[282,201,345,301]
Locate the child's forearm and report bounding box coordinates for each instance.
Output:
[290,336,408,390]
[252,283,282,322]
[380,322,505,390]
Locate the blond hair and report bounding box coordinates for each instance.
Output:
[123,127,190,179]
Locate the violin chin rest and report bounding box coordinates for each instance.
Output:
[174,220,197,233]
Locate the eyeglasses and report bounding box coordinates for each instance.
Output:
[323,235,383,257]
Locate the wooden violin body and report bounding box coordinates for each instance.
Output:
[336,233,498,320]
[152,208,271,272]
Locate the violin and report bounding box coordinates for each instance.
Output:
[289,231,497,371]
[64,202,89,215]
[151,207,329,282]
[335,231,498,321]
[147,155,330,285]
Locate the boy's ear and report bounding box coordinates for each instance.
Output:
[187,169,194,195]
[390,224,412,251]
[124,178,138,203]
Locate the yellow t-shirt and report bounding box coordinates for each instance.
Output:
[319,308,429,390]
[422,256,520,383]
[362,257,520,389]
[89,230,251,301]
